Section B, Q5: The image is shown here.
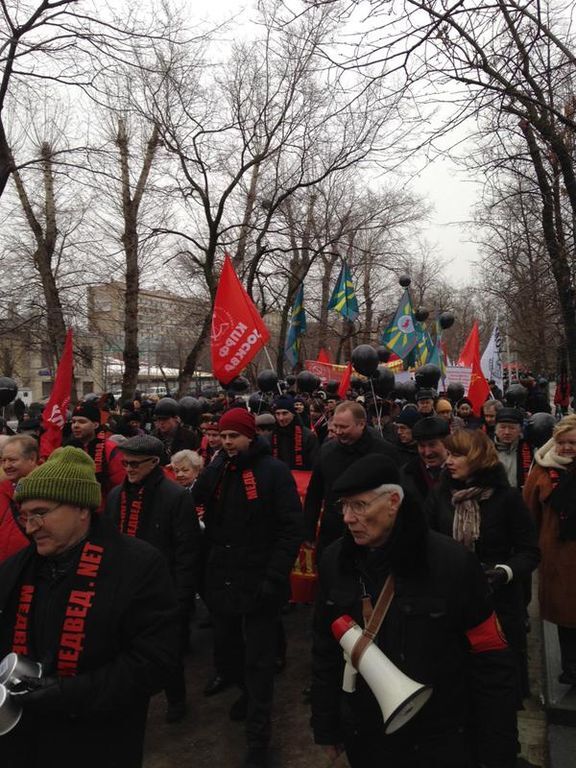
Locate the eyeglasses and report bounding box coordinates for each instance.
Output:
[17,503,63,527]
[121,457,157,469]
[337,490,390,518]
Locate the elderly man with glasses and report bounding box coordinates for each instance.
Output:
[0,446,179,768]
[311,454,519,768]
[105,434,201,724]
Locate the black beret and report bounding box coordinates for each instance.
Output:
[415,389,436,402]
[412,416,450,441]
[495,407,524,425]
[118,435,166,458]
[395,408,421,428]
[332,454,401,497]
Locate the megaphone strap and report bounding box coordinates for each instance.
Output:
[351,574,395,670]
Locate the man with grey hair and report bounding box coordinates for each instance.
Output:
[304,401,399,556]
[311,453,519,768]
[0,434,39,563]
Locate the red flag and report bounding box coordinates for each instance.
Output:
[211,254,270,385]
[316,347,332,364]
[458,323,489,415]
[40,329,74,460]
[457,322,480,367]
[337,362,353,399]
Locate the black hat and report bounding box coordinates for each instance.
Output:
[72,402,101,423]
[495,407,524,425]
[255,413,276,429]
[154,398,179,418]
[333,455,401,497]
[395,408,421,428]
[118,435,165,458]
[412,416,450,441]
[415,388,436,402]
[272,395,296,413]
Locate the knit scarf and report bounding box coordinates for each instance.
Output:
[451,486,494,550]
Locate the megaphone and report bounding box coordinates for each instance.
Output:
[332,615,432,734]
[0,654,43,736]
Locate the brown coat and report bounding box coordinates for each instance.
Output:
[523,451,576,627]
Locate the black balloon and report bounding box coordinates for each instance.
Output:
[178,396,202,426]
[325,380,339,395]
[286,375,296,387]
[257,369,278,392]
[370,367,395,397]
[248,393,266,412]
[415,308,429,323]
[351,345,379,377]
[399,274,411,288]
[526,413,556,448]
[297,370,320,393]
[402,379,417,402]
[227,376,250,394]
[505,383,528,407]
[0,377,18,407]
[446,382,465,404]
[350,376,365,392]
[415,364,441,390]
[377,346,391,363]
[439,311,455,330]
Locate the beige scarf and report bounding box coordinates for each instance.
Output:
[451,486,494,550]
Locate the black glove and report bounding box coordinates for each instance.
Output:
[9,675,64,713]
[484,567,508,591]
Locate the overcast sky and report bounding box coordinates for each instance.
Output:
[187,0,481,283]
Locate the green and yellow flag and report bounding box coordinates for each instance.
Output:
[327,261,359,321]
[381,289,419,360]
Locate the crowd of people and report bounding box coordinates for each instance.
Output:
[0,373,572,768]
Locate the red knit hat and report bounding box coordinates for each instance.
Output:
[218,408,256,439]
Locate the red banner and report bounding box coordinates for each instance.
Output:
[40,329,74,460]
[210,255,270,385]
[338,361,352,399]
[304,360,348,383]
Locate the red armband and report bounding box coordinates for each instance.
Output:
[466,612,508,653]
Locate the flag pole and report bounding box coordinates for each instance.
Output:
[368,378,383,437]
[263,346,283,395]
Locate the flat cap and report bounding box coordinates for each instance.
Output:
[255,413,276,428]
[495,407,524,425]
[118,434,166,457]
[333,454,401,498]
[415,388,436,402]
[412,416,450,441]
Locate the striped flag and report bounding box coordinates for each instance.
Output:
[327,261,359,321]
[381,289,419,360]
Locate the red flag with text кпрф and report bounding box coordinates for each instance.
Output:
[210,255,270,385]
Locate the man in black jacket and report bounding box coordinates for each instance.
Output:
[402,416,449,505]
[153,397,199,458]
[304,401,399,555]
[270,395,319,470]
[105,434,201,723]
[194,408,302,768]
[311,454,519,768]
[0,447,179,768]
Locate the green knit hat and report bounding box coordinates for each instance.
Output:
[15,446,102,510]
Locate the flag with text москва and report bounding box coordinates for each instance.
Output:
[284,284,307,368]
[381,288,419,359]
[327,261,359,321]
[40,329,74,460]
[211,254,270,385]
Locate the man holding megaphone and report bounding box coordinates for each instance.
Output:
[311,454,519,768]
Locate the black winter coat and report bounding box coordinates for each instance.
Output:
[106,466,201,608]
[270,421,319,470]
[402,455,443,506]
[425,465,539,660]
[312,498,519,768]
[0,515,179,768]
[304,428,399,550]
[193,437,303,614]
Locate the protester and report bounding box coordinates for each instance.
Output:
[494,408,532,489]
[415,388,436,416]
[255,412,276,438]
[309,398,329,444]
[456,397,482,429]
[106,435,201,723]
[271,395,319,470]
[0,435,39,562]
[171,449,204,490]
[193,408,302,768]
[198,415,222,465]
[305,401,399,556]
[402,416,449,504]
[311,453,519,768]
[426,429,539,700]
[393,407,421,466]
[434,397,464,432]
[481,399,503,440]
[67,402,125,505]
[153,398,199,458]
[0,447,179,768]
[523,414,576,685]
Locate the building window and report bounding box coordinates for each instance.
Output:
[79,345,93,368]
[42,381,52,399]
[82,381,94,396]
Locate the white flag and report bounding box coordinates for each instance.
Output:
[481,324,503,394]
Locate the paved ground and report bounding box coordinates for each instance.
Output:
[144,591,548,768]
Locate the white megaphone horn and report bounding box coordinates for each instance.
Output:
[331,615,432,734]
